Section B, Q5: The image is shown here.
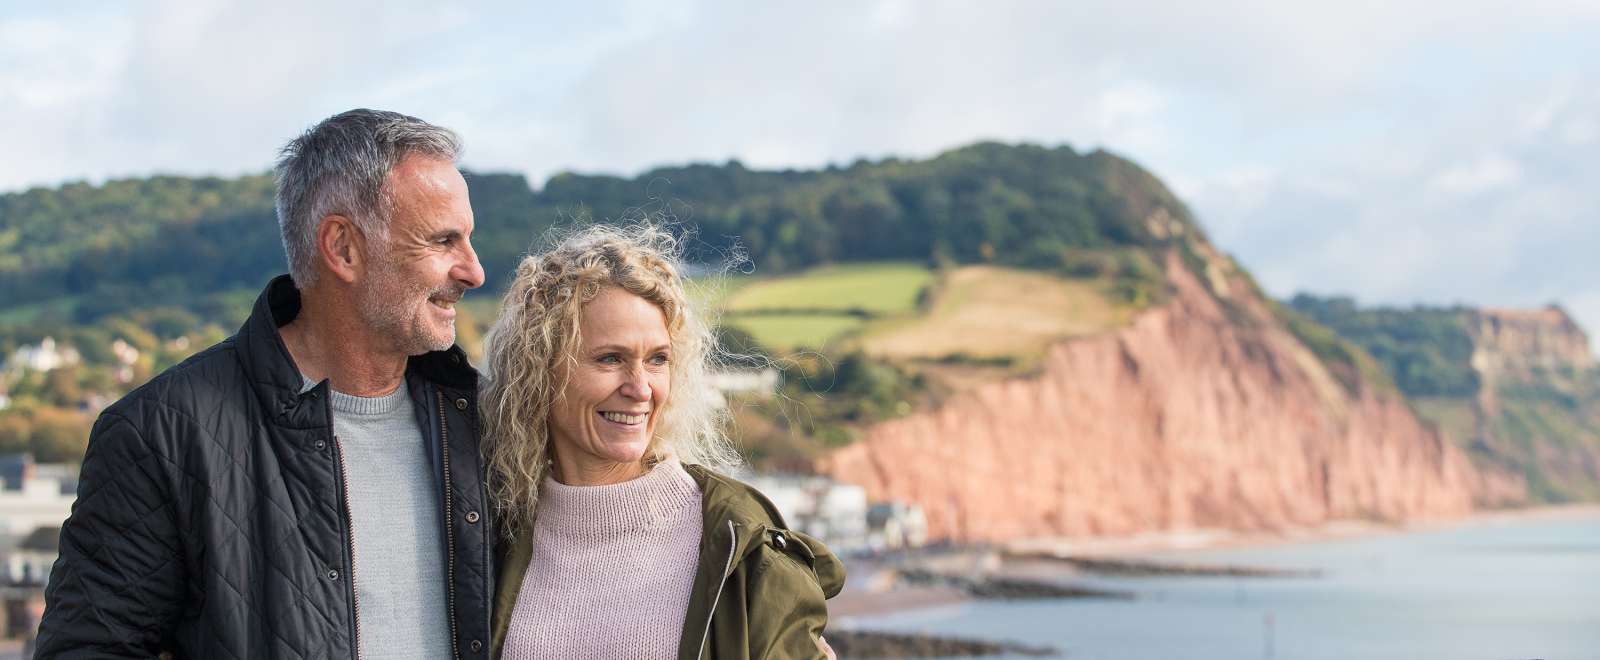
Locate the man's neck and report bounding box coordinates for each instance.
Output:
[280,290,409,397]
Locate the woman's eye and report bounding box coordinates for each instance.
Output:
[650,354,670,365]
[599,355,621,364]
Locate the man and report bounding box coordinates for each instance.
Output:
[36,109,493,659]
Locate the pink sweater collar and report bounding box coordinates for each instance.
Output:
[536,458,702,536]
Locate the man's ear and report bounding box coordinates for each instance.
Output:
[317,214,365,284]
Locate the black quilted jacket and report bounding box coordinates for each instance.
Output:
[36,275,494,659]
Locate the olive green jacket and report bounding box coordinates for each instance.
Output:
[490,464,847,659]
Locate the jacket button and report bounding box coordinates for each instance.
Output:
[327,569,340,581]
[772,532,788,550]
[469,640,483,653]
[314,439,327,450]
[455,398,468,411]
[465,511,480,524]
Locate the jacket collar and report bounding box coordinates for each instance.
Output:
[235,274,479,428]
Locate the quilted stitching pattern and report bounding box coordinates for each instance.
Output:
[35,277,493,659]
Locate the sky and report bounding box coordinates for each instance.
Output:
[4,0,1598,349]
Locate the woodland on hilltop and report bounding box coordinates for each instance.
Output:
[0,142,1182,324]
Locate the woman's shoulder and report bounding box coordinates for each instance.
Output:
[681,463,788,529]
[682,463,846,598]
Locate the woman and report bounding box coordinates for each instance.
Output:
[482,224,843,659]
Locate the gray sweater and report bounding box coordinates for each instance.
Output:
[307,377,451,659]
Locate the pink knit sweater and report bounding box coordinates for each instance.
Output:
[502,458,704,660]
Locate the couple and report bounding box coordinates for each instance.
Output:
[34,110,842,659]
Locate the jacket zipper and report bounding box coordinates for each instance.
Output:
[437,391,461,659]
[696,520,738,660]
[332,434,363,660]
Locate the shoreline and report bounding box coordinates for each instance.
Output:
[831,503,1600,622]
[1007,502,1600,557]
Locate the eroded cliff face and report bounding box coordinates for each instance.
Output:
[821,254,1524,542]
[1467,306,1595,419]
[1467,307,1593,378]
[1459,307,1600,501]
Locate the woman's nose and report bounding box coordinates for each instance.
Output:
[619,366,652,401]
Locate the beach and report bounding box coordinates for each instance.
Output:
[830,505,1600,658]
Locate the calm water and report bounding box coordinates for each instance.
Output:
[842,512,1600,659]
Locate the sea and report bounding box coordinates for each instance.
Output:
[840,510,1600,659]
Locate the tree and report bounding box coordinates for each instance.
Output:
[28,406,91,463]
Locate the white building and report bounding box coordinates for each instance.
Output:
[5,527,58,586]
[706,368,781,407]
[0,455,76,584]
[3,337,81,374]
[867,502,929,551]
[743,473,869,554]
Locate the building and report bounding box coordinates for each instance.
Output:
[867,502,929,551]
[4,528,57,587]
[2,337,80,374]
[743,473,869,554]
[0,455,74,652]
[0,455,76,586]
[706,368,782,406]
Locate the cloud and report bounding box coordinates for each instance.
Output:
[2,0,1598,349]
[1212,77,1600,350]
[1428,153,1522,196]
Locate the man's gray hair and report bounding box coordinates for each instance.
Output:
[274,109,461,287]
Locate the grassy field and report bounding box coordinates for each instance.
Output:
[725,314,867,352]
[859,266,1135,361]
[726,262,932,314]
[723,262,932,351]
[443,260,1135,359]
[0,296,79,325]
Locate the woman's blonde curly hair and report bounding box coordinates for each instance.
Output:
[480,223,742,537]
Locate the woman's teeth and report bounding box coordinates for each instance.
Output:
[601,411,647,425]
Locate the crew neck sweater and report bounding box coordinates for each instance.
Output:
[502,458,705,660]
[303,377,450,660]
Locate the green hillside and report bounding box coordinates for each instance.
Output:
[0,142,1383,472]
[1290,294,1600,501]
[0,142,1199,325]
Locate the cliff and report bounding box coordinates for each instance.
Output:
[821,253,1524,542]
[1467,307,1592,378]
[1467,306,1594,416]
[1466,308,1600,500]
[1292,295,1600,502]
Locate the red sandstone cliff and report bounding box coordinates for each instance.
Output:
[821,253,1525,543]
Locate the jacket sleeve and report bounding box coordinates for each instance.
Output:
[744,542,835,660]
[35,411,184,658]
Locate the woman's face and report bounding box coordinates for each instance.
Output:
[547,286,673,485]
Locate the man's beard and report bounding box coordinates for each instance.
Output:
[357,262,465,356]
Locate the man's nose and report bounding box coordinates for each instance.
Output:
[454,239,486,289]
